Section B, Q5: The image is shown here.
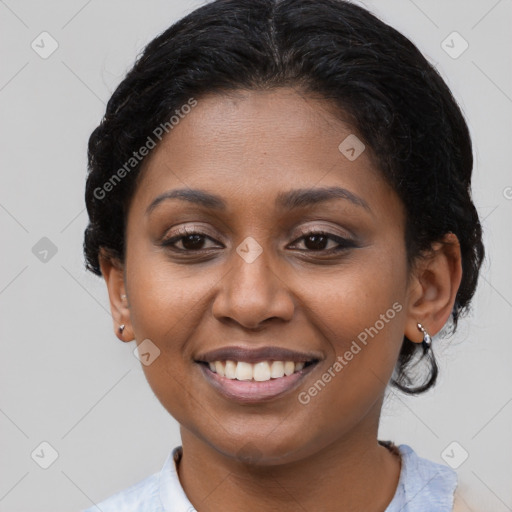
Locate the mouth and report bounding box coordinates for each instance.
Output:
[203,359,315,381]
[195,346,321,403]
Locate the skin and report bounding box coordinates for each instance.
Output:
[100,87,462,511]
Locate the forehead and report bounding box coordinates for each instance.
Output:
[151,88,360,170]
[130,87,397,221]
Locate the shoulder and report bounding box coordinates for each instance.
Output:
[397,444,458,492]
[80,447,188,512]
[81,468,162,512]
[394,444,489,512]
[384,443,457,511]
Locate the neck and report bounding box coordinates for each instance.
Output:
[177,423,401,512]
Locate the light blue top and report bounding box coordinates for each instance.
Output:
[82,443,457,512]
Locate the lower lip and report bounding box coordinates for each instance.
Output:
[198,363,317,403]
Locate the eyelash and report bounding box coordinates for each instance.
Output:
[161,227,356,255]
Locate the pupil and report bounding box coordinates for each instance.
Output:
[182,234,204,250]
[306,234,327,250]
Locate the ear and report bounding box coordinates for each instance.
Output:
[404,233,462,344]
[98,249,134,342]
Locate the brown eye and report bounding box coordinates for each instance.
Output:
[180,234,207,250]
[161,229,222,252]
[303,233,330,251]
[290,231,356,253]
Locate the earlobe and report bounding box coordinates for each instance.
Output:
[404,233,462,344]
[98,250,134,342]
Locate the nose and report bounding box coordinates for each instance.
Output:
[211,244,295,330]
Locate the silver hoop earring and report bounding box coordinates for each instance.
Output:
[118,324,125,335]
[417,323,431,349]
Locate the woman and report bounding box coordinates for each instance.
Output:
[82,0,484,510]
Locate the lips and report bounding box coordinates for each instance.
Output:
[196,345,321,364]
[195,345,321,402]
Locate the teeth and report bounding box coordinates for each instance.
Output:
[207,360,308,381]
[225,360,237,379]
[215,361,225,377]
[270,361,285,378]
[284,361,295,376]
[253,362,271,381]
[235,361,253,381]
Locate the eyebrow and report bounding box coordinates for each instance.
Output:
[146,185,371,215]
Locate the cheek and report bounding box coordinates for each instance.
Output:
[123,257,216,426]
[307,245,407,340]
[125,246,218,342]
[123,246,211,383]
[302,246,408,400]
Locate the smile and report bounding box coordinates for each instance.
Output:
[207,360,310,381]
[195,346,321,403]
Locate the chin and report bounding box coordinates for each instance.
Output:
[208,429,318,467]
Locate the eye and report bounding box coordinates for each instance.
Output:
[289,230,356,253]
[161,228,222,252]
[160,227,356,255]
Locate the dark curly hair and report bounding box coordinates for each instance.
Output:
[84,0,484,394]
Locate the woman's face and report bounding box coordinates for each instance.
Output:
[121,88,412,464]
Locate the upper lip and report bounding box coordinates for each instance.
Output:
[195,345,322,364]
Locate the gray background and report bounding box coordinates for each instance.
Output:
[0,1,511,510]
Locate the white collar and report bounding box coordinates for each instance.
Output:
[158,446,195,512]
[156,444,456,511]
